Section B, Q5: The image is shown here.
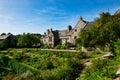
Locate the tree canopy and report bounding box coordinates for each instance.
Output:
[16,33,41,48]
[77,12,120,50]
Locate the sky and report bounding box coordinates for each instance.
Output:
[0,0,120,35]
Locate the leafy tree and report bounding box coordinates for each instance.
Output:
[1,33,6,35]
[0,40,9,49]
[78,12,120,52]
[16,33,41,48]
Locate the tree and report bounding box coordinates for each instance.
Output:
[16,33,41,48]
[1,33,6,35]
[78,12,120,52]
[0,39,9,50]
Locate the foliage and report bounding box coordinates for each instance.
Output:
[13,52,23,61]
[55,42,69,49]
[8,60,39,75]
[0,39,10,50]
[77,40,120,80]
[16,33,41,48]
[77,59,118,80]
[78,12,120,51]
[42,43,49,49]
[0,54,11,78]
[39,58,83,80]
[114,39,120,55]
[0,54,10,66]
[0,49,83,80]
[1,33,6,35]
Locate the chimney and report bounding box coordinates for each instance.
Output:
[80,16,83,20]
[100,12,104,17]
[44,32,46,35]
[68,25,72,32]
[47,29,49,34]
[50,28,53,31]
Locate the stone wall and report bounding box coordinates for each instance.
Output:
[41,17,90,48]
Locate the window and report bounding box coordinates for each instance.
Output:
[49,37,52,41]
[75,29,77,32]
[74,36,77,39]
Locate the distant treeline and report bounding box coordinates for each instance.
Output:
[0,33,41,49]
[16,33,41,48]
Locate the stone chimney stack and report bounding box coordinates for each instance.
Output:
[47,29,49,34]
[80,16,83,20]
[44,32,46,35]
[100,12,104,17]
[50,28,53,31]
[68,25,72,32]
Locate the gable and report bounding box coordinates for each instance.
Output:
[84,22,93,30]
[114,9,120,15]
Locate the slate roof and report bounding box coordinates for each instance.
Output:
[58,30,73,37]
[0,34,11,40]
[44,29,72,38]
[58,30,68,37]
[84,22,93,30]
[52,30,59,37]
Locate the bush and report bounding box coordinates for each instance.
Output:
[114,39,120,55]
[40,65,73,80]
[13,52,23,61]
[0,49,85,79]
[0,54,10,66]
[43,44,49,49]
[55,43,69,49]
[55,44,62,49]
[77,59,117,80]
[8,60,39,75]
[46,61,54,70]
[0,40,9,50]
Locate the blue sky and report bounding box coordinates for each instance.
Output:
[0,0,120,35]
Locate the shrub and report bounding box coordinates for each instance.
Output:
[23,48,31,53]
[67,58,83,79]
[40,65,73,80]
[0,40,9,50]
[46,61,54,70]
[0,54,10,66]
[13,52,23,61]
[78,59,117,80]
[43,44,49,49]
[55,44,61,49]
[8,60,39,75]
[55,43,69,49]
[114,39,120,55]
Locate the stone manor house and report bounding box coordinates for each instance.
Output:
[41,9,120,48]
[41,17,93,48]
